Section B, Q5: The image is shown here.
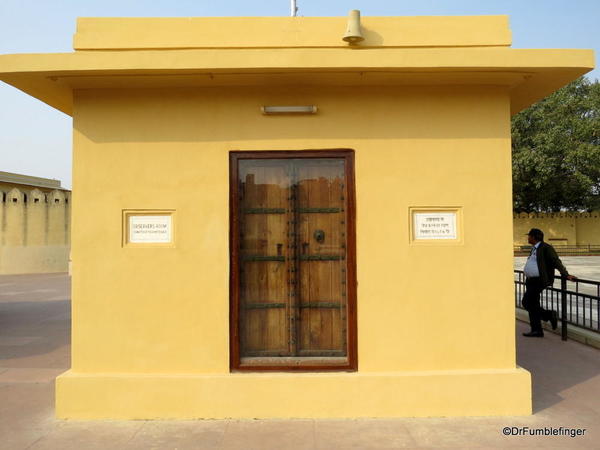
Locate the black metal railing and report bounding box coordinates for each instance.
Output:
[514,244,600,256]
[514,270,600,340]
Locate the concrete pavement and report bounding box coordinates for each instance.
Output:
[1,273,599,449]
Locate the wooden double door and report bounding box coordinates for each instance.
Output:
[230,151,356,370]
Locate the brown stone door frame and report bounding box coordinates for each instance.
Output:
[229,150,357,372]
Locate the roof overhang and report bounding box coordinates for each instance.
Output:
[0,16,594,116]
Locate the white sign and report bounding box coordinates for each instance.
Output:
[413,212,457,240]
[129,215,172,243]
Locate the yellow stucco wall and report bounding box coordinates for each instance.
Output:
[513,212,600,246]
[73,16,512,50]
[54,84,531,418]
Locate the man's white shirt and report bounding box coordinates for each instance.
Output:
[524,241,541,278]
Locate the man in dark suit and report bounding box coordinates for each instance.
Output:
[521,228,577,337]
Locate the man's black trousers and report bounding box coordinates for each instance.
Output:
[521,276,553,332]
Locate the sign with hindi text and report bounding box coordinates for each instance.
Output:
[413,211,457,240]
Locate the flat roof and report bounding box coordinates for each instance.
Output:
[0,170,64,190]
[0,16,594,116]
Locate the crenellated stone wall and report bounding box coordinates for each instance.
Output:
[0,187,70,274]
[513,212,600,246]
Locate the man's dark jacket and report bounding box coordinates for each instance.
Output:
[535,241,569,287]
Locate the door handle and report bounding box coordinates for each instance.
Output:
[314,229,325,243]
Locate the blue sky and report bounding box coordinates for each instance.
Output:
[1,0,598,189]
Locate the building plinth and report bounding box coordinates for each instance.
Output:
[57,369,531,419]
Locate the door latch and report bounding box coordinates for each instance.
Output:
[314,229,325,243]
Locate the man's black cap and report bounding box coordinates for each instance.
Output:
[526,228,544,240]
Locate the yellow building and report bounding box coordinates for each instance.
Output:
[0,171,70,274]
[0,14,593,419]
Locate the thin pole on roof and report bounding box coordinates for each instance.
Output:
[291,0,298,17]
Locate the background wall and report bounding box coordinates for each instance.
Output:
[513,212,600,246]
[0,186,70,274]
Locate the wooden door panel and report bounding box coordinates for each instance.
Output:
[241,214,288,254]
[298,260,345,352]
[238,161,292,356]
[299,214,343,255]
[242,308,288,354]
[296,160,347,355]
[298,308,345,354]
[298,260,342,303]
[241,164,289,208]
[297,163,344,209]
[240,162,289,255]
[241,261,289,303]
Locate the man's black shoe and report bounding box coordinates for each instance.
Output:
[549,311,558,330]
[522,331,544,337]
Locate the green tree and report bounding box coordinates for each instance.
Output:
[511,76,600,212]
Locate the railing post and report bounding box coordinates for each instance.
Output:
[561,276,568,341]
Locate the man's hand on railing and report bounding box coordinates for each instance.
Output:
[566,275,577,281]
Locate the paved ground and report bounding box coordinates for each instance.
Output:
[1,273,599,449]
